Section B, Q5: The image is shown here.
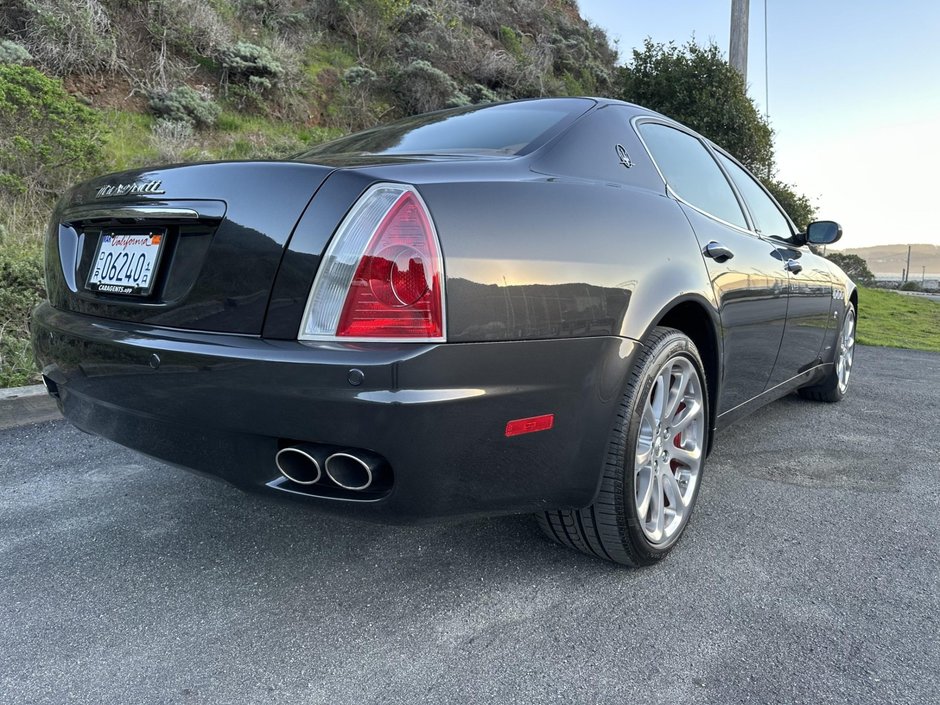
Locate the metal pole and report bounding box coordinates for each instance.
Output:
[905,245,912,283]
[923,266,927,285]
[730,0,750,82]
[764,0,769,119]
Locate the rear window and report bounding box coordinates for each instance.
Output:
[295,99,594,159]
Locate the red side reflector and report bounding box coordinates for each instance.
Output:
[505,414,555,437]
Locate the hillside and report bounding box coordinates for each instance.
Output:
[0,0,616,186]
[837,244,940,277]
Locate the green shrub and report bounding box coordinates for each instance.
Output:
[218,41,287,109]
[392,60,460,114]
[499,25,523,58]
[0,40,32,65]
[899,281,923,292]
[235,0,307,31]
[398,3,434,33]
[465,83,499,104]
[12,0,117,75]
[145,0,233,59]
[373,0,411,23]
[0,241,44,387]
[343,65,378,87]
[220,41,285,84]
[150,118,195,164]
[446,90,472,107]
[147,85,221,127]
[0,63,103,208]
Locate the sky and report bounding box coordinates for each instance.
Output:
[576,0,940,250]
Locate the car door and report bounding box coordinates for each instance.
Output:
[713,151,834,388]
[636,122,789,415]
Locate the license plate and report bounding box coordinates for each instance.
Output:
[86,229,167,296]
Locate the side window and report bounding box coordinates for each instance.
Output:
[638,122,747,229]
[716,153,793,240]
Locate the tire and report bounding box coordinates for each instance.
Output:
[798,304,856,403]
[538,327,709,566]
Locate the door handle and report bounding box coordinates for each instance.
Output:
[785,259,803,274]
[703,241,735,263]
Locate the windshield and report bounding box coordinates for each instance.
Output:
[295,99,595,160]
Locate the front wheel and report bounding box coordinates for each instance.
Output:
[537,327,709,566]
[798,305,856,403]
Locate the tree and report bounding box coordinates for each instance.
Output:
[823,252,875,285]
[618,39,774,174]
[762,178,816,232]
[617,39,818,230]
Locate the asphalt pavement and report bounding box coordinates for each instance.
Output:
[1,345,938,704]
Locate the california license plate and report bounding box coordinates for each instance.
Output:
[86,229,167,296]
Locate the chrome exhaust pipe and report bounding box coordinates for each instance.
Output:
[275,445,324,485]
[324,452,381,491]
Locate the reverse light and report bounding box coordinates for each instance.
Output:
[299,183,446,342]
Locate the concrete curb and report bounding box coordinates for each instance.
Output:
[0,384,47,400]
[0,384,61,431]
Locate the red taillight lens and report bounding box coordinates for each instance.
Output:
[299,184,446,342]
[336,191,444,339]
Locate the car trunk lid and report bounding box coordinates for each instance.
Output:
[47,161,333,335]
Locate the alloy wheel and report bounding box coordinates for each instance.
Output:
[836,308,856,394]
[634,355,706,545]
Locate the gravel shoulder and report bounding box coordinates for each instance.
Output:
[1,345,938,705]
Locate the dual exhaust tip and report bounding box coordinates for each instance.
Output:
[275,444,384,492]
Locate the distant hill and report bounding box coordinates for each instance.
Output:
[836,244,940,277]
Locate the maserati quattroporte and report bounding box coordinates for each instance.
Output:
[32,98,855,565]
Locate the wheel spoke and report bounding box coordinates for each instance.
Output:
[642,399,658,431]
[652,371,669,423]
[635,468,654,518]
[671,445,701,466]
[662,469,688,510]
[649,475,664,538]
[636,443,653,467]
[663,368,687,420]
[670,400,702,434]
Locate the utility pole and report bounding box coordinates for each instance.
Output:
[730,0,750,82]
[905,245,912,283]
[923,266,927,286]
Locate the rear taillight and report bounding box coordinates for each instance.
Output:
[299,183,446,342]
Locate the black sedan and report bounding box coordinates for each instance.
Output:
[31,98,856,566]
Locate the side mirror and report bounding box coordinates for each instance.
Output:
[805,220,843,245]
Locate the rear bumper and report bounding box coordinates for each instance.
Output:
[31,302,639,522]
